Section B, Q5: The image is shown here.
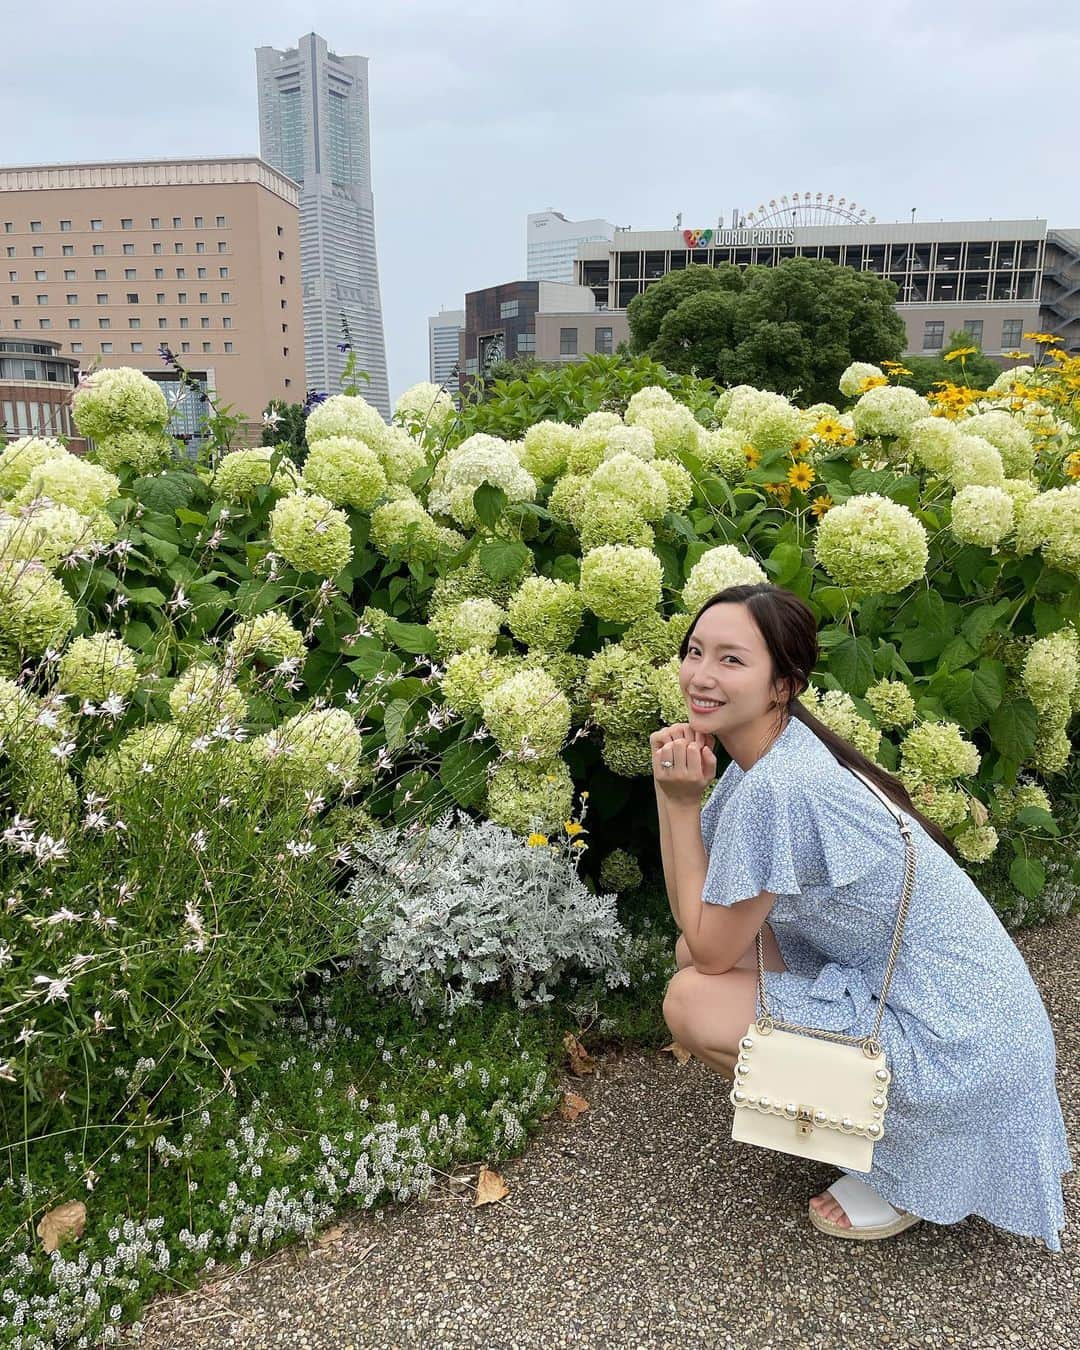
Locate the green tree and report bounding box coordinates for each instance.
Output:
[628,259,908,405]
[903,330,1004,395]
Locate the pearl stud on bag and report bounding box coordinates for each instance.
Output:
[729,766,916,1172]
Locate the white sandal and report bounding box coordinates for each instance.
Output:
[808,1173,923,1241]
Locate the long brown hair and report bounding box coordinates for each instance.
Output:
[678,581,963,863]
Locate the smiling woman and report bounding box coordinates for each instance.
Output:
[652,581,1070,1252]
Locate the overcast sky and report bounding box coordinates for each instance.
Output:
[3,1,1079,405]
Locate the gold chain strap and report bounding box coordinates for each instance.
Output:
[755,766,917,1054]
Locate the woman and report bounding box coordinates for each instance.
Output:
[655,581,1071,1248]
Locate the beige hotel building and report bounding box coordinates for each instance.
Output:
[0,157,305,444]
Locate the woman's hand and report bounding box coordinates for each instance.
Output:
[650,723,718,805]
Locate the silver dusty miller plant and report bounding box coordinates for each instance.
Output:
[345,808,633,1016]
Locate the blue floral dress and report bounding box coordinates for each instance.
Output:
[699,714,1071,1251]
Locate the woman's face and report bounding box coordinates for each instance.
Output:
[679,602,782,731]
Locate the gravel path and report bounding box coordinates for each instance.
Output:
[135,915,1077,1349]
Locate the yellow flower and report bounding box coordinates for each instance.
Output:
[787,462,815,491]
[810,493,834,518]
[564,820,587,837]
[942,346,978,362]
[763,481,792,505]
[857,374,890,392]
[790,437,811,460]
[527,833,549,847]
[571,838,586,849]
[1065,452,1080,480]
[880,360,913,377]
[1023,332,1063,345]
[1002,350,1028,361]
[742,444,761,467]
[812,416,856,446]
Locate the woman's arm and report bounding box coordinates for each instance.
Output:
[655,782,681,930]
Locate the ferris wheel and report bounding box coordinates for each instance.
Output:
[742,193,876,228]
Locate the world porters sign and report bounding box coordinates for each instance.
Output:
[683,228,797,247]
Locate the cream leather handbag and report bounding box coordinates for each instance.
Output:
[729,766,916,1172]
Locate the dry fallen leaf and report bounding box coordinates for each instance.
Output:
[317,1224,346,1248]
[563,1031,596,1076]
[661,1040,693,1065]
[36,1201,87,1254]
[559,1090,590,1121]
[968,797,989,827]
[474,1165,509,1207]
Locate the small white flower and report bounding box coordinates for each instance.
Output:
[44,906,85,925]
[33,974,74,1002]
[188,829,208,854]
[285,839,316,859]
[100,693,127,718]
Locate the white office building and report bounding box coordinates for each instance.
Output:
[527,209,616,284]
[256,31,390,416]
[428,308,464,387]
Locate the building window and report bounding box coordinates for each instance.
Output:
[64,269,75,281]
[283,346,289,356]
[126,292,139,304]
[220,291,230,304]
[66,293,78,304]
[32,246,43,257]
[124,268,136,280]
[198,292,208,303]
[61,245,73,257]
[277,226,283,236]
[29,221,43,233]
[35,293,47,305]
[961,319,984,345]
[172,216,182,229]
[59,220,71,232]
[8,295,17,305]
[122,243,134,255]
[11,318,20,328]
[91,219,102,231]
[559,328,578,356]
[196,241,205,254]
[5,270,13,281]
[158,317,167,328]
[516,331,536,354]
[92,244,104,256]
[223,341,233,352]
[500,299,519,318]
[200,316,210,328]
[280,299,286,309]
[217,242,227,253]
[216,215,226,228]
[194,216,203,229]
[179,316,189,328]
[100,342,112,352]
[71,341,83,352]
[38,318,51,329]
[284,377,291,387]
[2,223,9,232]
[180,341,190,352]
[197,267,207,279]
[174,243,183,254]
[278,251,284,261]
[154,268,164,279]
[129,318,141,329]
[176,268,186,279]
[1001,319,1024,348]
[923,320,945,350]
[121,218,132,230]
[219,266,229,278]
[202,341,211,353]
[177,291,187,303]
[129,341,143,352]
[94,269,106,281]
[153,242,162,254]
[278,274,285,285]
[156,292,165,303]
[68,317,80,329]
[34,270,46,281]
[222,316,232,329]
[96,293,108,304]
[5,248,14,258]
[99,317,111,329]
[151,217,160,229]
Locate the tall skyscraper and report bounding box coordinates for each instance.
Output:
[527,209,616,283]
[428,308,464,387]
[256,32,390,417]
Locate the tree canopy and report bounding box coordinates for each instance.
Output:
[626,259,909,405]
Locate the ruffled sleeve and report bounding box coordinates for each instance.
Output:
[701,766,901,908]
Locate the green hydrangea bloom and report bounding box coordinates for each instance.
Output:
[908,781,970,830]
[900,720,980,785]
[227,612,306,667]
[519,420,578,480]
[84,723,193,796]
[0,436,69,497]
[992,783,1053,827]
[434,436,537,531]
[211,447,300,503]
[0,563,78,673]
[682,544,768,616]
[803,685,881,761]
[548,473,591,527]
[1021,630,1079,713]
[577,487,655,551]
[57,632,139,702]
[601,731,654,777]
[600,425,657,462]
[518,649,590,723]
[485,756,574,836]
[584,643,659,738]
[430,597,505,655]
[954,825,999,863]
[506,575,583,651]
[627,404,702,459]
[427,550,534,613]
[251,706,363,799]
[696,427,747,479]
[168,661,248,734]
[851,385,930,439]
[949,485,1015,550]
[864,677,916,729]
[621,612,682,664]
[1000,479,1040,545]
[393,382,456,439]
[1013,484,1080,577]
[589,451,670,522]
[14,457,120,513]
[268,492,353,576]
[72,367,169,440]
[301,435,388,510]
[482,668,571,761]
[959,410,1035,478]
[652,656,688,725]
[579,544,662,622]
[946,434,1005,490]
[652,457,694,514]
[90,429,176,475]
[440,645,520,717]
[0,502,115,567]
[599,848,643,893]
[813,493,928,595]
[379,425,428,486]
[838,362,885,399]
[1032,722,1071,774]
[566,412,622,476]
[359,604,393,641]
[306,394,390,453]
